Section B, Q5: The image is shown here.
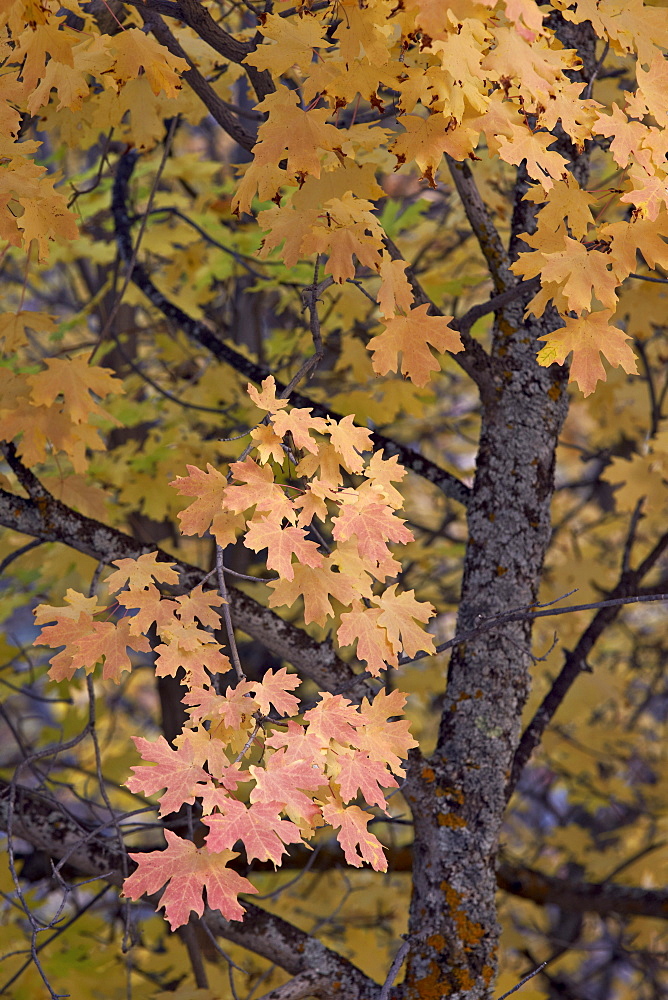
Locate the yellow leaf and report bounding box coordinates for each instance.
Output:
[537,310,638,396]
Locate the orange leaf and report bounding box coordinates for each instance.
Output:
[337,602,397,676]
[367,304,462,386]
[243,515,323,580]
[375,584,436,658]
[537,310,638,396]
[321,798,387,871]
[106,552,179,592]
[126,734,211,817]
[28,353,121,424]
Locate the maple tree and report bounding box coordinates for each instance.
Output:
[0,0,667,998]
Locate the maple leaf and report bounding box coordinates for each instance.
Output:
[205,799,303,864]
[251,667,301,717]
[536,310,638,397]
[325,415,372,474]
[367,304,462,386]
[331,750,397,811]
[391,114,479,186]
[356,689,418,777]
[108,28,188,98]
[247,375,289,414]
[600,213,668,280]
[28,354,121,424]
[36,613,150,683]
[375,585,436,658]
[170,464,246,547]
[34,589,102,625]
[243,516,323,581]
[251,88,344,181]
[321,798,387,871]
[337,603,397,676]
[249,750,324,827]
[365,451,407,508]
[173,586,225,630]
[154,643,232,689]
[270,407,327,454]
[377,258,415,319]
[225,458,295,522]
[333,491,413,568]
[496,127,568,190]
[244,11,326,77]
[303,693,361,746]
[124,831,256,930]
[251,423,286,464]
[0,311,56,354]
[301,219,383,283]
[265,720,329,765]
[106,552,179,592]
[267,562,357,626]
[513,234,618,314]
[126,735,211,816]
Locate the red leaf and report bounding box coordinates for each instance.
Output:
[205,799,303,864]
[123,830,256,930]
[125,734,210,816]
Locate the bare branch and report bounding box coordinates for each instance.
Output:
[0,478,370,698]
[509,530,668,795]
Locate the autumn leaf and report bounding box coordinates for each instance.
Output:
[204,799,304,864]
[331,750,397,811]
[536,310,639,396]
[170,465,246,546]
[251,667,301,717]
[267,562,357,626]
[247,375,289,414]
[225,457,296,521]
[375,585,436,658]
[367,304,462,386]
[123,831,256,930]
[243,515,323,581]
[271,407,327,454]
[28,353,121,424]
[249,750,324,827]
[377,258,415,319]
[303,693,361,746]
[356,689,418,777]
[126,734,211,817]
[326,415,373,474]
[337,602,397,675]
[321,798,387,871]
[106,552,180,592]
[333,490,414,568]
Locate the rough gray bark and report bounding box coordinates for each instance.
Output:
[396,18,598,997]
[401,301,570,1000]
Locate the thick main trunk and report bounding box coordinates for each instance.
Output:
[402,304,570,999]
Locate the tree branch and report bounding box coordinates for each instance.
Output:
[508,530,668,796]
[0,477,370,699]
[139,9,257,151]
[446,155,516,293]
[112,149,473,508]
[2,779,666,923]
[0,778,378,998]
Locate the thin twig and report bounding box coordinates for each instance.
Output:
[496,961,548,1000]
[379,938,410,1000]
[98,117,179,350]
[216,546,245,679]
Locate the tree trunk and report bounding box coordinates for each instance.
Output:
[402,303,570,999]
